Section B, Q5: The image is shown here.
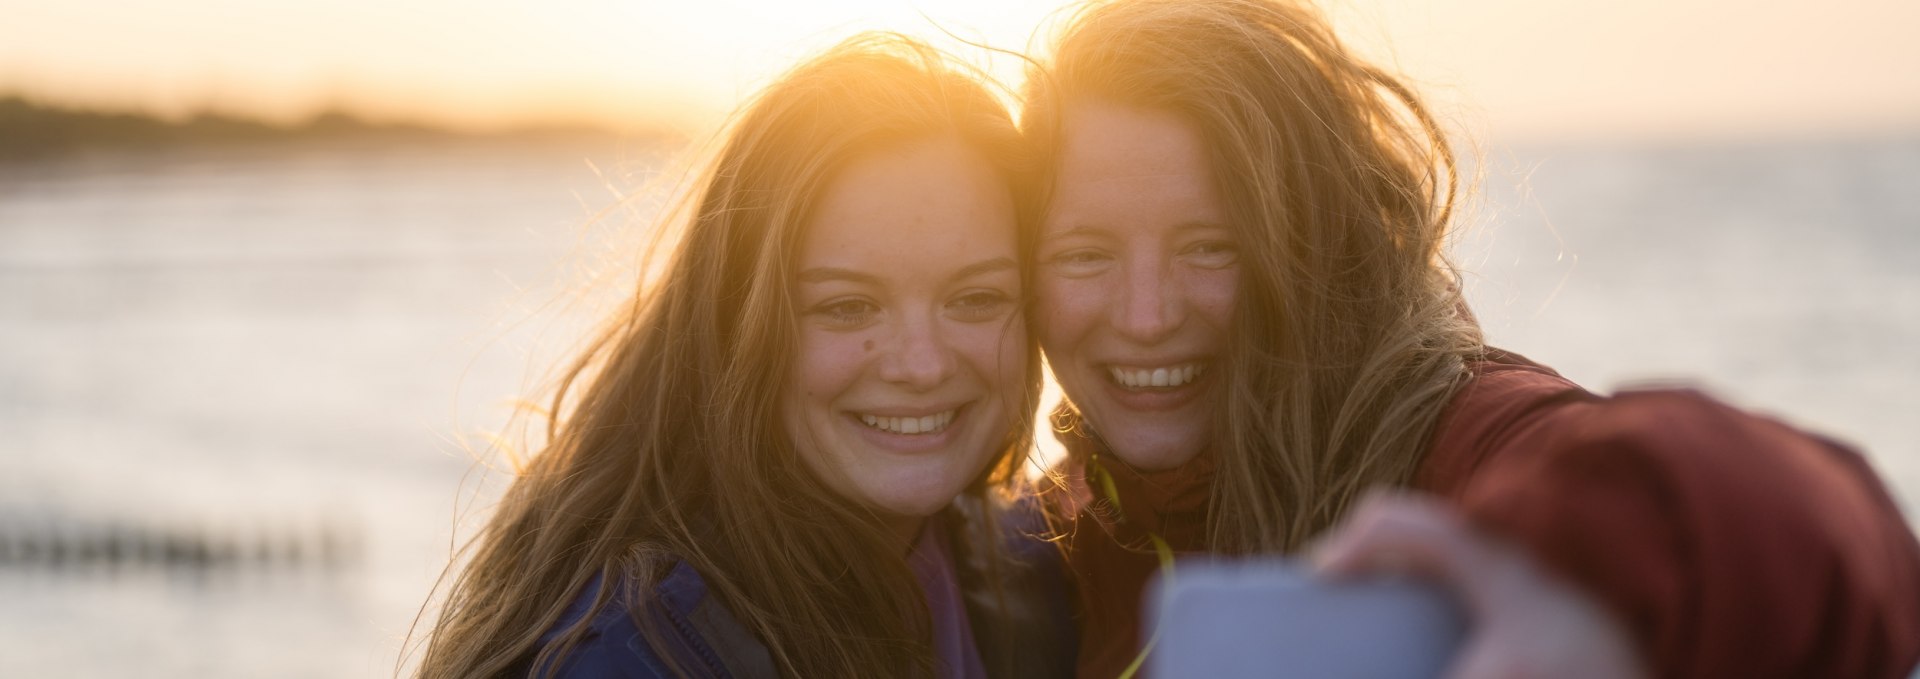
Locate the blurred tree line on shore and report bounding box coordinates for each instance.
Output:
[0,96,640,161]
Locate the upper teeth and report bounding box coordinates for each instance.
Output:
[1109,364,1204,389]
[860,410,955,435]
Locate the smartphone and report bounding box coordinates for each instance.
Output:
[1146,558,1467,678]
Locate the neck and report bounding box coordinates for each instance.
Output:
[890,515,928,554]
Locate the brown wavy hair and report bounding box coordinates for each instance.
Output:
[1025,0,1483,553]
[414,33,1040,677]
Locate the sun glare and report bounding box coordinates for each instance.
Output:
[0,0,1074,134]
[594,0,1070,130]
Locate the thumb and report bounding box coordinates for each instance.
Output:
[1308,491,1504,615]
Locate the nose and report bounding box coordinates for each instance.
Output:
[1112,256,1185,345]
[876,314,957,391]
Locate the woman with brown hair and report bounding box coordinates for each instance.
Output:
[1021,0,1920,676]
[415,34,1073,678]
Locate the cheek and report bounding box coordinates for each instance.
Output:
[789,329,874,410]
[1035,277,1105,351]
[951,320,1029,385]
[994,320,1031,390]
[1191,268,1240,330]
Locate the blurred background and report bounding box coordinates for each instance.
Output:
[2,0,1916,676]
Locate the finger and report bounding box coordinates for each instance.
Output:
[1308,490,1480,584]
[1439,646,1505,679]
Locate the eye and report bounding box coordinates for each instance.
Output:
[810,298,879,328]
[1047,248,1113,277]
[947,289,1014,322]
[1182,239,1239,268]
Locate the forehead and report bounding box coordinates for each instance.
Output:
[797,135,1018,274]
[1047,100,1224,233]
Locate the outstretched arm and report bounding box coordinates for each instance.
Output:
[1411,388,1920,677]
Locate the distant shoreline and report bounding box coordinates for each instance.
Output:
[0,96,652,161]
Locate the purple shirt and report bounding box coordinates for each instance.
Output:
[908,522,989,679]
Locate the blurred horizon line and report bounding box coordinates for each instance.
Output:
[5,90,1918,165]
[0,93,671,161]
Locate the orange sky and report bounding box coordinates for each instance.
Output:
[3,0,1917,141]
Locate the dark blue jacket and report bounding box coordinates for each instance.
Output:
[530,498,1077,678]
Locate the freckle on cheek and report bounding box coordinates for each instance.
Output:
[863,340,874,351]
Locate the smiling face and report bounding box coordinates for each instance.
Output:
[1036,100,1239,471]
[783,134,1027,539]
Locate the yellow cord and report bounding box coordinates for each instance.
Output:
[1089,453,1178,679]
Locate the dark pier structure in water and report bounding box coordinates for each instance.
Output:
[0,512,361,575]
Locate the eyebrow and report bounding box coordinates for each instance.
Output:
[950,257,1017,281]
[1040,224,1105,241]
[796,267,881,285]
[795,257,1016,285]
[1042,221,1230,241]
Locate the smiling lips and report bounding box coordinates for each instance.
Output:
[1108,363,1206,389]
[859,409,958,435]
[852,364,1199,436]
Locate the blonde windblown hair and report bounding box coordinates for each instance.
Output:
[1026,0,1483,553]
[417,33,1039,677]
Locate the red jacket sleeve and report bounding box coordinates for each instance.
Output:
[1421,366,1920,677]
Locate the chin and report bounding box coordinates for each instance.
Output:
[1105,431,1207,471]
[870,494,958,521]
[864,474,970,519]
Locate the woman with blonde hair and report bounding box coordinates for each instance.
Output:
[416,34,1073,678]
[1021,0,1920,676]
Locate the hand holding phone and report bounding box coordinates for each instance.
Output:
[1307,492,1648,679]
